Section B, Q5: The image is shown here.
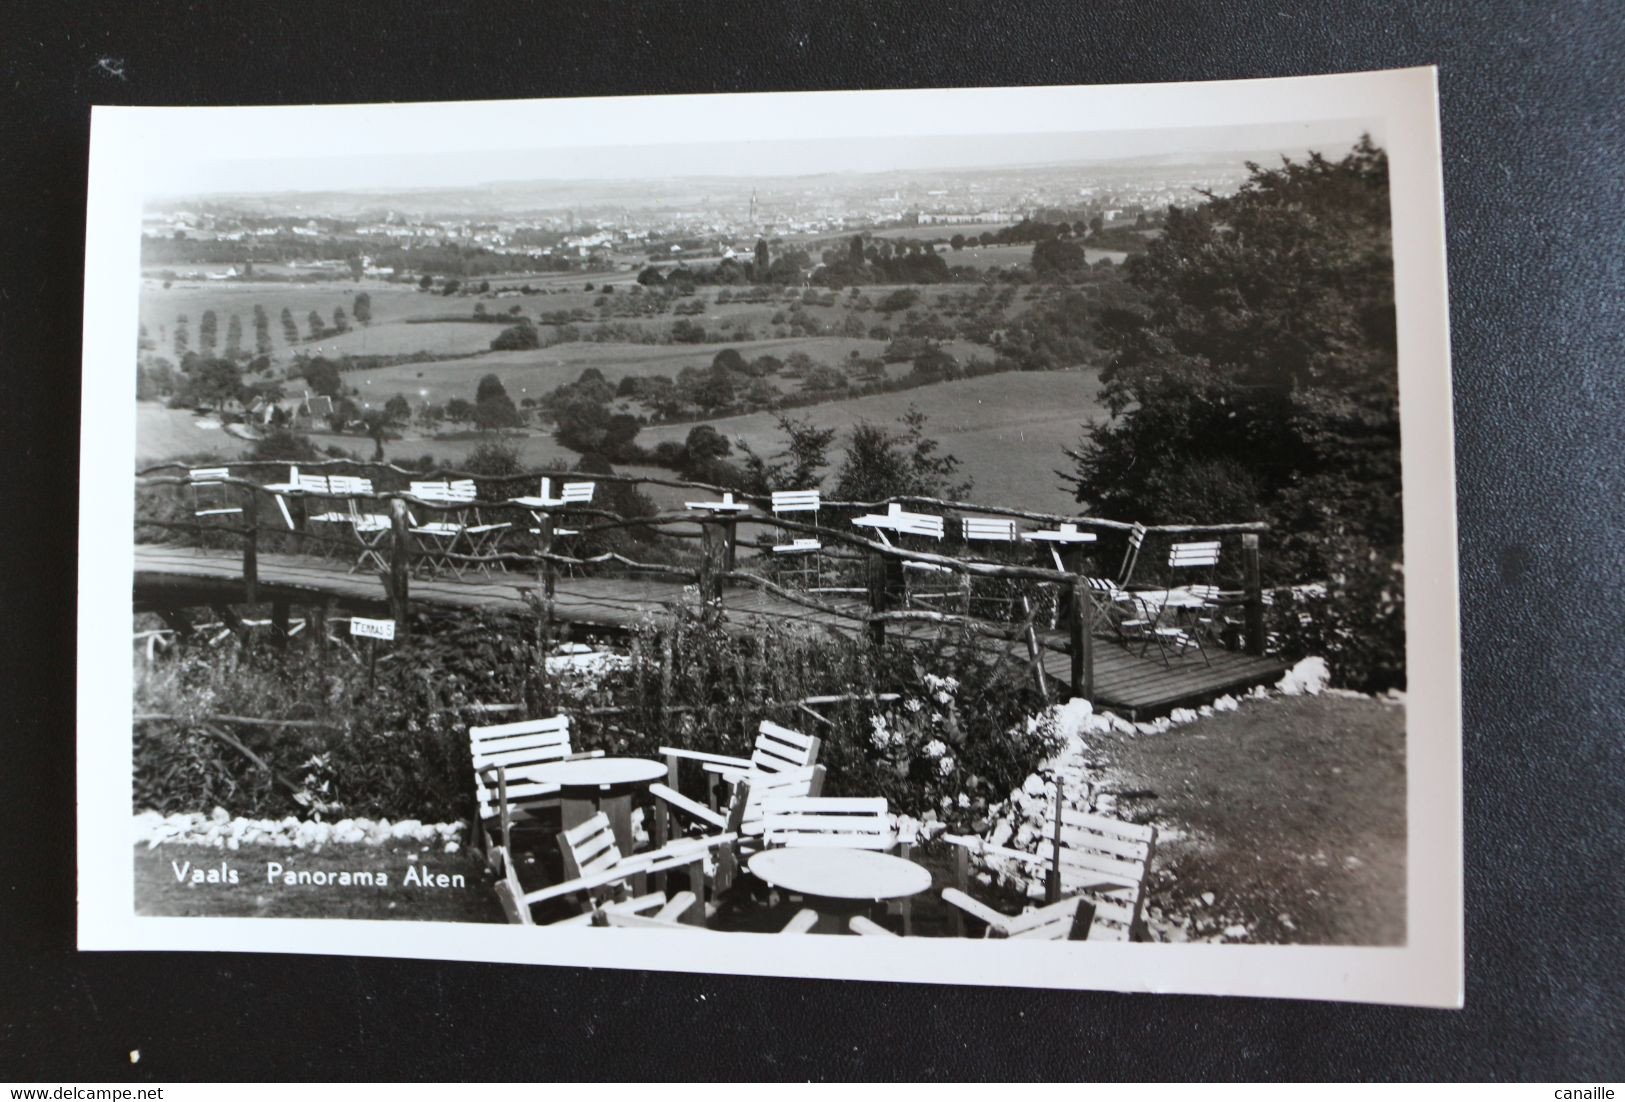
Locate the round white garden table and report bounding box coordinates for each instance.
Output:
[524,757,667,856]
[748,847,932,934]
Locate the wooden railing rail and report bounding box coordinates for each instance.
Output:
[135,469,1276,697]
[134,462,1268,538]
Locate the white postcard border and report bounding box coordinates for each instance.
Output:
[77,66,1461,1007]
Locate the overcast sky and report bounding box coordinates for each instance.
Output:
[154,118,1378,198]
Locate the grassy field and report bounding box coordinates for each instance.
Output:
[639,370,1107,514]
[134,840,505,922]
[138,279,432,359]
[1098,692,1407,945]
[136,365,1109,516]
[136,403,249,466]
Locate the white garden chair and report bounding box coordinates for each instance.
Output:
[961,516,1022,620]
[770,489,822,589]
[659,720,821,811]
[944,808,1157,941]
[186,467,242,528]
[323,476,393,574]
[1126,540,1221,666]
[468,714,601,870]
[759,796,896,851]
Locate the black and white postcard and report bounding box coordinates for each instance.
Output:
[78,67,1461,1006]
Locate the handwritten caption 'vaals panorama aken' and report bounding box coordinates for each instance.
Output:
[171,859,466,889]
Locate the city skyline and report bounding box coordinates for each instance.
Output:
[148,117,1378,201]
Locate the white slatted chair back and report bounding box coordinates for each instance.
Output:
[736,765,825,835]
[187,468,241,518]
[761,796,894,850]
[962,517,1019,543]
[1118,522,1148,584]
[771,490,821,514]
[1168,540,1221,569]
[750,720,821,774]
[561,481,596,504]
[446,479,478,503]
[324,474,355,495]
[1043,809,1157,941]
[898,512,945,540]
[409,480,449,499]
[297,474,331,494]
[559,812,623,881]
[468,715,575,822]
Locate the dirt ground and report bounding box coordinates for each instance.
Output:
[1093,692,1407,945]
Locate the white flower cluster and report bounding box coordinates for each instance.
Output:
[134,808,466,852]
[868,713,900,750]
[922,673,960,706]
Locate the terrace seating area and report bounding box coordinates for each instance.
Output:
[484,709,1157,939]
[135,462,1291,717]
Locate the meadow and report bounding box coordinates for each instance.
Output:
[635,369,1107,514]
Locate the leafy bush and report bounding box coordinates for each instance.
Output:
[489,322,540,351]
[248,428,321,463]
[1269,536,1406,692]
[133,600,1060,833]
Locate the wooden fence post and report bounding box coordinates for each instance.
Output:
[310,601,329,652]
[388,497,411,634]
[241,485,258,605]
[537,513,556,599]
[866,550,889,649]
[1019,595,1050,704]
[721,516,739,575]
[1069,578,1095,702]
[1046,776,1064,905]
[698,522,718,604]
[1242,532,1264,656]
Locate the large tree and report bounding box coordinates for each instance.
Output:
[472,373,522,430]
[834,407,971,503]
[1064,135,1397,585]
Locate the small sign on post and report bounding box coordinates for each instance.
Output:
[349,617,396,641]
[350,617,395,687]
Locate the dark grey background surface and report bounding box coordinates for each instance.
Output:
[2,0,1621,1081]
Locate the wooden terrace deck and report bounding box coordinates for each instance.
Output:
[133,544,1289,718]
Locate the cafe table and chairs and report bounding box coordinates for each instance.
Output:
[509,477,594,577]
[683,491,752,573]
[519,755,669,857]
[259,465,316,530]
[1022,521,1100,627]
[851,503,955,609]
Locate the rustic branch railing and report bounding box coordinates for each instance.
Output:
[135,468,1272,700]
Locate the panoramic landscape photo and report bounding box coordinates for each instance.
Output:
[130,119,1407,946]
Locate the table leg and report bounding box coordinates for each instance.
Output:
[811,910,846,936]
[603,792,635,855]
[559,794,594,836]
